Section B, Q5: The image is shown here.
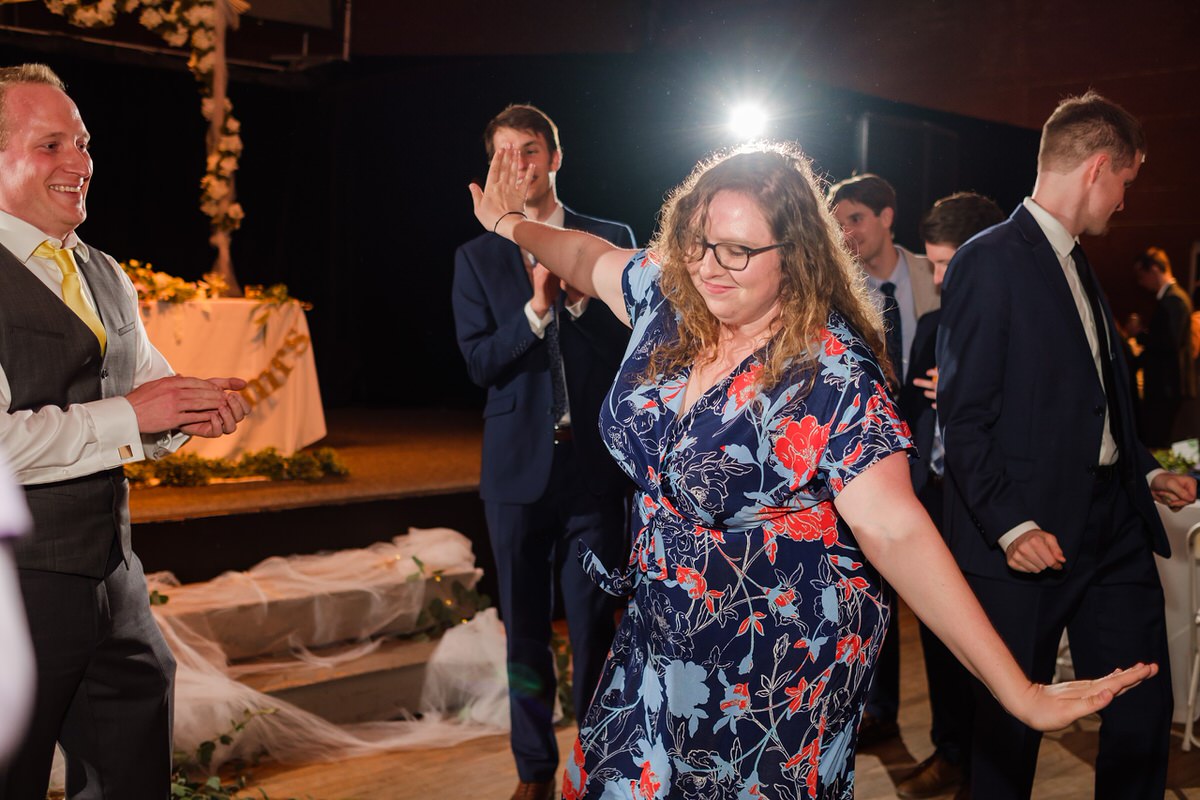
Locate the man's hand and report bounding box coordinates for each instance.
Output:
[1005,528,1066,573]
[178,377,251,438]
[912,366,939,407]
[1151,471,1197,511]
[562,279,588,307]
[529,263,558,318]
[127,376,249,437]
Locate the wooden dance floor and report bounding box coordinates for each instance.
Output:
[232,602,1200,799]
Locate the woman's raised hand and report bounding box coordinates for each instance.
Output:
[469,144,532,238]
[1013,662,1158,732]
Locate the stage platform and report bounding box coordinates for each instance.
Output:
[132,407,493,588]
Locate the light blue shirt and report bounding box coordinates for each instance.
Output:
[865,247,917,380]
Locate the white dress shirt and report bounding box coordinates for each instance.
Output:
[0,210,184,485]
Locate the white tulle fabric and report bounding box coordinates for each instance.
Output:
[50,527,512,785]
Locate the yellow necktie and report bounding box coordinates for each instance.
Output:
[34,241,107,355]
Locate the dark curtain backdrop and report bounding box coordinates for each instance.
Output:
[1,42,1038,409]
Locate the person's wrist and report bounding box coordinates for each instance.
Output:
[493,210,527,234]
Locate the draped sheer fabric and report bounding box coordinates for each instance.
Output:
[49,527,516,785]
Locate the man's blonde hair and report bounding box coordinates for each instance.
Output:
[0,64,66,150]
[1038,90,1145,174]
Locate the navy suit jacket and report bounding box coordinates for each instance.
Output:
[936,205,1168,581]
[452,207,634,504]
[899,309,939,495]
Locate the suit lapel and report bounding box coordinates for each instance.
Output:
[902,247,939,318]
[1013,208,1099,379]
[490,237,532,316]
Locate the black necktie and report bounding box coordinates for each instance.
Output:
[880,281,903,384]
[1072,244,1124,453]
[545,305,568,422]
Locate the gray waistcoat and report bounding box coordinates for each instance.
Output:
[0,241,138,577]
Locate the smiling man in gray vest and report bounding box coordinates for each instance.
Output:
[0,64,249,799]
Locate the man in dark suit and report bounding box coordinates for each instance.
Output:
[937,91,1196,799]
[828,173,940,746]
[1132,247,1195,447]
[895,192,1004,799]
[452,104,631,800]
[0,64,248,798]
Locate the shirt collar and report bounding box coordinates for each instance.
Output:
[1022,197,1076,262]
[865,246,911,290]
[545,202,565,229]
[1157,281,1175,301]
[0,209,80,261]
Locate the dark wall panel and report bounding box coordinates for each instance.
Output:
[0,42,1038,411]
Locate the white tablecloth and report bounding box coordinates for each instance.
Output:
[1155,500,1200,723]
[141,298,326,460]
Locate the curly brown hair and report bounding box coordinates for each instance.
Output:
[646,142,891,392]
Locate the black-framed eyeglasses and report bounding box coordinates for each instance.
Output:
[691,240,791,271]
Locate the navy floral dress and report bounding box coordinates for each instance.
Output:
[563,252,913,800]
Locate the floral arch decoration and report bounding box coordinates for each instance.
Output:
[43,0,248,293]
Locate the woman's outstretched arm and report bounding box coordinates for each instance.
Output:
[835,451,1157,732]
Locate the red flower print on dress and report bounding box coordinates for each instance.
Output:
[675,566,707,599]
[703,587,724,614]
[635,760,662,799]
[692,524,725,543]
[773,415,831,489]
[835,633,868,665]
[823,330,847,357]
[837,575,870,601]
[784,676,810,716]
[727,363,763,410]
[737,611,766,636]
[562,738,588,800]
[720,682,751,715]
[765,504,840,548]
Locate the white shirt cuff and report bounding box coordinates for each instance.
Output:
[524,301,553,338]
[998,520,1039,553]
[1147,468,1167,485]
[89,397,146,467]
[145,430,190,460]
[565,296,589,318]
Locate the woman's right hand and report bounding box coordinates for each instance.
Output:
[469,144,531,239]
[1010,662,1158,732]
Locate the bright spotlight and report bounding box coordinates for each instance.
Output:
[728,103,768,140]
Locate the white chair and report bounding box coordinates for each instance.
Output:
[1181,522,1200,751]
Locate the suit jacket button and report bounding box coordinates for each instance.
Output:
[1093,405,1104,416]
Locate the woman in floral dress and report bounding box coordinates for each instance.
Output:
[469,142,1156,800]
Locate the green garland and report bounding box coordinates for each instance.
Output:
[1153,449,1196,475]
[126,447,348,488]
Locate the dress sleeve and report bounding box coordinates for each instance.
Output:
[620,249,662,327]
[814,329,913,497]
